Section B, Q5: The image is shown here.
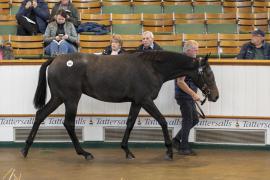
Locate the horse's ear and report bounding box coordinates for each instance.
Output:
[205,53,211,61]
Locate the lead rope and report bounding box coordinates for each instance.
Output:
[195,100,206,119]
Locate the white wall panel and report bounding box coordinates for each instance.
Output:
[0,65,269,117]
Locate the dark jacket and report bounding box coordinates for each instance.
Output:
[77,22,110,35]
[237,41,270,60]
[102,45,125,55]
[16,0,49,33]
[175,77,198,101]
[137,42,163,51]
[50,2,80,27]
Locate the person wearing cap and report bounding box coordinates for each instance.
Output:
[102,34,125,55]
[137,31,163,51]
[237,29,270,59]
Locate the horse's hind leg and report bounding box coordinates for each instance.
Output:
[21,97,63,158]
[142,100,173,160]
[63,101,94,160]
[121,102,141,159]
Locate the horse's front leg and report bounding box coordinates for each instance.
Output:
[142,99,173,160]
[64,101,94,160]
[121,102,141,159]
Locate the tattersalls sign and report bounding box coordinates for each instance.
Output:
[0,116,270,130]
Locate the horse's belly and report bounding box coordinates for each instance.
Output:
[83,85,133,103]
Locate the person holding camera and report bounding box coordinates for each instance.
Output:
[44,9,78,57]
[16,0,49,35]
[50,0,80,28]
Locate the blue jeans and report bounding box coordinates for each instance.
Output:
[175,99,199,150]
[45,40,76,56]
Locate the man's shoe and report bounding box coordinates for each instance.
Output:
[178,149,197,156]
[172,138,181,151]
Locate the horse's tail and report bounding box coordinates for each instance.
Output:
[33,57,54,109]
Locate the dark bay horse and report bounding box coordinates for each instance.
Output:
[21,51,219,160]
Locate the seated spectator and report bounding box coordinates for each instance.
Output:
[137,31,163,51]
[50,0,80,28]
[102,34,125,55]
[237,29,270,60]
[44,9,78,57]
[0,37,14,60]
[16,0,49,35]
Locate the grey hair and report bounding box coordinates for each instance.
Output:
[183,40,199,53]
[142,31,154,39]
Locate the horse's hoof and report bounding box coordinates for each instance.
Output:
[164,153,173,161]
[84,154,94,160]
[126,153,135,160]
[20,148,28,158]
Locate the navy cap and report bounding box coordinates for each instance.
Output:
[252,29,265,37]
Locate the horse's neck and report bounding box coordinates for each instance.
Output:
[154,55,197,82]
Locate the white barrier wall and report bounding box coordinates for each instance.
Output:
[0,65,269,116]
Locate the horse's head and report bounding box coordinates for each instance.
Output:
[190,54,219,102]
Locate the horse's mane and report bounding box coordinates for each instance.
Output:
[136,50,193,63]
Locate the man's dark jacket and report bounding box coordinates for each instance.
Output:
[137,42,163,51]
[237,41,270,59]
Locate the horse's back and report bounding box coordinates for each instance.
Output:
[46,52,163,103]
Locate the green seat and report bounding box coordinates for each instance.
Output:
[207,24,238,34]
[102,5,132,14]
[0,25,17,35]
[162,46,182,53]
[163,5,193,14]
[193,5,222,13]
[175,24,206,34]
[10,6,20,15]
[112,24,142,34]
[133,5,162,14]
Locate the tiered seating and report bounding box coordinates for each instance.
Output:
[223,1,252,13]
[0,0,11,15]
[79,34,111,53]
[0,14,16,35]
[102,0,132,14]
[238,13,268,33]
[3,0,270,59]
[142,14,174,34]
[10,0,22,14]
[163,0,192,14]
[73,0,101,14]
[10,35,44,59]
[193,0,222,13]
[253,1,270,13]
[154,34,182,52]
[206,13,237,34]
[120,34,141,49]
[133,0,162,14]
[174,13,206,34]
[112,14,142,34]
